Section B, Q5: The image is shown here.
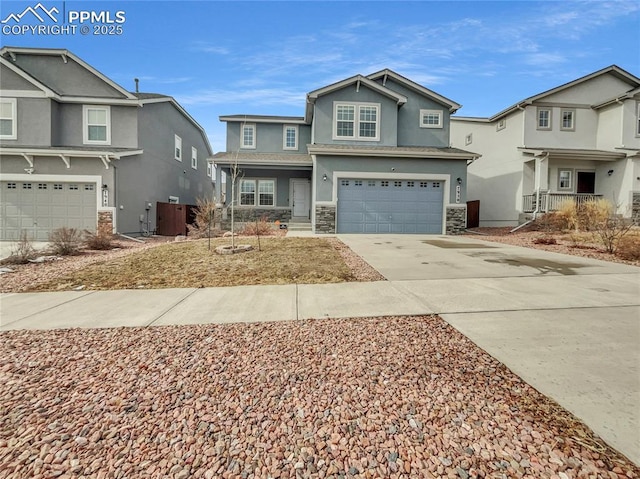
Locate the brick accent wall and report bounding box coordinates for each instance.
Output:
[446,206,467,235]
[315,205,336,234]
[97,210,113,236]
[632,192,640,226]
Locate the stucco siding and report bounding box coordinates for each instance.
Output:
[622,99,640,148]
[524,105,598,149]
[596,103,622,150]
[12,54,128,98]
[225,122,311,153]
[312,85,398,146]
[0,64,40,91]
[542,74,634,105]
[6,98,52,146]
[223,168,310,208]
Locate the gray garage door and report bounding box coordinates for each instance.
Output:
[1,180,97,241]
[337,178,444,233]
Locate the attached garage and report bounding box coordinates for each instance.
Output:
[1,179,97,241]
[337,178,444,233]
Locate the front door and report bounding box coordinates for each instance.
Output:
[577,172,595,194]
[292,179,310,218]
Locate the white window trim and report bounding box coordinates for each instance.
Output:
[560,108,575,131]
[82,105,111,145]
[207,162,213,178]
[191,146,198,169]
[332,102,380,141]
[238,178,276,207]
[496,119,506,131]
[174,135,182,161]
[558,169,573,190]
[419,109,443,129]
[465,133,473,145]
[636,101,640,137]
[0,98,17,140]
[241,123,256,149]
[283,125,298,150]
[537,107,552,131]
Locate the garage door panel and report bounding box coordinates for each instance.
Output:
[337,178,443,234]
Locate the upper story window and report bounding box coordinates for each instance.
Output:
[560,109,575,131]
[207,162,213,178]
[420,109,442,129]
[0,98,17,140]
[83,105,110,145]
[175,135,182,161]
[537,108,551,130]
[497,119,506,131]
[636,102,640,136]
[333,102,380,141]
[283,125,298,150]
[241,124,256,149]
[191,147,198,169]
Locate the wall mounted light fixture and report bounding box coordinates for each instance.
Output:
[322,173,328,181]
[456,177,463,185]
[608,169,614,176]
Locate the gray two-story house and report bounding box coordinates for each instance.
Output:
[0,46,213,240]
[212,70,478,234]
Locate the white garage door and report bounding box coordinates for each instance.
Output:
[1,180,97,241]
[337,178,444,234]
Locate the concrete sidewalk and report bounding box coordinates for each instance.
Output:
[1,236,639,464]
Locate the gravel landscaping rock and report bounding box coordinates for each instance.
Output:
[1,316,637,478]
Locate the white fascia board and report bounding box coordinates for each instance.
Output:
[0,90,47,98]
[308,75,407,105]
[367,69,462,112]
[450,117,491,123]
[219,116,307,125]
[307,147,478,160]
[0,147,143,159]
[59,96,140,106]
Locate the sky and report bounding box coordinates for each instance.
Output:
[1,0,639,153]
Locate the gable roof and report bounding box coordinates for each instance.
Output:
[460,65,640,123]
[367,69,462,112]
[305,74,408,122]
[0,46,138,102]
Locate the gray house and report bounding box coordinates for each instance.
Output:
[0,46,213,240]
[212,70,478,234]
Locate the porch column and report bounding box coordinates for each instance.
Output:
[214,164,223,205]
[534,154,549,191]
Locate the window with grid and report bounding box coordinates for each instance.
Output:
[0,99,16,139]
[175,135,182,161]
[83,105,110,144]
[334,103,379,140]
[54,184,63,190]
[242,124,256,148]
[23,183,32,189]
[420,181,428,188]
[283,125,298,150]
[7,182,16,189]
[561,109,575,131]
[191,147,198,169]
[381,181,389,187]
[407,181,414,187]
[367,180,376,187]
[420,109,442,128]
[637,102,640,136]
[38,183,47,190]
[239,180,256,205]
[258,180,275,206]
[354,180,363,186]
[69,184,79,190]
[559,170,572,190]
[84,184,95,191]
[537,108,551,130]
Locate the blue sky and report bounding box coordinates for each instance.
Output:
[1,0,639,152]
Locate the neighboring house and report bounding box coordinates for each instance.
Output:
[212,70,478,234]
[0,46,213,240]
[450,65,640,227]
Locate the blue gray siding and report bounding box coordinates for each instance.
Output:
[226,122,311,153]
[223,168,311,207]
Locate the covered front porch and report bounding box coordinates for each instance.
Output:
[519,147,626,214]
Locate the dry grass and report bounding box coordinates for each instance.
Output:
[27,237,355,291]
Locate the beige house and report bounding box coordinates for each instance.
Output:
[451,65,640,227]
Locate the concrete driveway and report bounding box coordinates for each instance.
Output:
[338,234,640,464]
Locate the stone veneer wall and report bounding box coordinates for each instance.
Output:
[97,210,113,236]
[315,205,336,234]
[218,208,291,230]
[632,192,640,226]
[446,206,467,235]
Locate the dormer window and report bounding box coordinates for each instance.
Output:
[241,124,256,149]
[333,102,380,141]
[83,105,110,145]
[420,109,442,129]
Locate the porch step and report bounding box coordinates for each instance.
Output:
[286,222,312,231]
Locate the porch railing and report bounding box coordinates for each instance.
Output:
[522,193,603,213]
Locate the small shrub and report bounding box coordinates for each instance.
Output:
[579,198,612,231]
[594,216,634,254]
[534,212,566,232]
[49,227,82,255]
[3,230,37,264]
[616,234,640,260]
[187,198,217,238]
[555,200,579,231]
[533,236,557,245]
[240,217,273,236]
[83,230,114,250]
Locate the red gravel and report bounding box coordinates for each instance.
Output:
[1,316,637,478]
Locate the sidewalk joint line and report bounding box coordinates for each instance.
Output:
[0,291,95,327]
[438,303,640,316]
[145,288,199,328]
